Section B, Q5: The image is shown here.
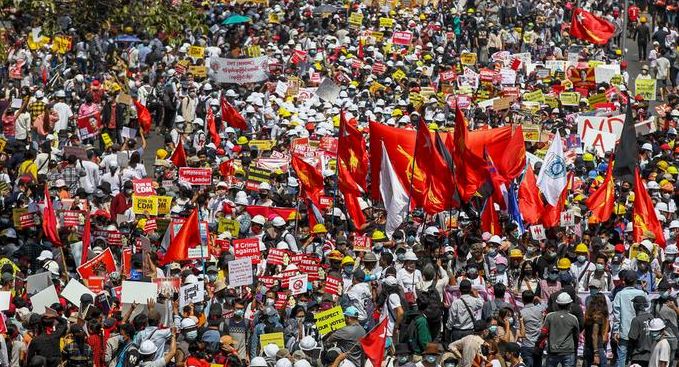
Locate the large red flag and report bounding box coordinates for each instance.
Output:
[360,318,388,367]
[494,125,527,181]
[416,118,456,213]
[161,208,201,265]
[519,165,545,225]
[485,148,508,210]
[291,155,325,208]
[206,107,222,147]
[633,167,666,247]
[221,98,248,130]
[338,112,369,191]
[570,8,615,45]
[542,172,573,228]
[219,159,235,178]
[169,139,187,168]
[453,109,488,202]
[134,99,152,135]
[42,184,62,246]
[585,156,615,224]
[481,196,502,235]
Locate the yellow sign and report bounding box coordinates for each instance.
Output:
[369,31,384,42]
[259,332,285,349]
[559,92,580,106]
[544,95,558,109]
[392,69,407,81]
[588,93,608,106]
[0,138,7,153]
[156,196,173,215]
[610,74,623,86]
[51,35,72,54]
[101,133,112,148]
[314,306,346,335]
[245,45,261,57]
[522,124,541,142]
[522,90,544,103]
[587,60,604,68]
[460,52,477,65]
[349,12,364,28]
[379,17,394,27]
[132,195,159,216]
[268,13,280,24]
[28,36,50,50]
[248,140,276,151]
[188,65,207,78]
[218,218,241,236]
[188,46,205,59]
[635,79,657,101]
[369,82,386,94]
[561,79,574,89]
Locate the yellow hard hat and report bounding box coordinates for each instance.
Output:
[658,160,669,171]
[328,250,343,261]
[424,54,433,61]
[668,166,678,175]
[509,249,523,258]
[372,230,386,241]
[573,194,585,202]
[467,8,475,13]
[237,136,249,145]
[575,243,589,253]
[614,203,627,215]
[137,218,147,229]
[637,252,650,262]
[392,109,403,117]
[640,16,647,23]
[156,148,168,160]
[615,49,622,56]
[311,223,327,234]
[582,153,595,162]
[341,256,355,266]
[557,258,571,270]
[428,123,439,131]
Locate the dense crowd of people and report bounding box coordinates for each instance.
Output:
[2,0,679,367]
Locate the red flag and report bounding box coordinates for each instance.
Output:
[161,208,201,265]
[585,156,615,224]
[519,165,545,225]
[169,139,187,168]
[219,159,235,178]
[41,66,48,86]
[42,184,62,246]
[542,172,573,228]
[416,118,456,213]
[291,155,325,207]
[494,125,527,181]
[633,167,666,247]
[360,318,388,367]
[358,39,365,60]
[453,109,488,202]
[481,195,502,235]
[206,107,222,147]
[221,98,248,130]
[338,112,369,191]
[81,213,91,265]
[570,8,615,45]
[485,148,508,210]
[134,99,152,135]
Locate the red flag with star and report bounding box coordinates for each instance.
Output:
[585,156,615,224]
[570,8,615,45]
[633,167,666,247]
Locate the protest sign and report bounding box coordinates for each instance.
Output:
[594,64,621,83]
[133,179,155,196]
[635,79,657,101]
[179,167,212,185]
[121,281,158,304]
[217,218,241,236]
[523,90,544,103]
[132,195,159,216]
[62,279,96,308]
[260,332,286,349]
[460,52,477,65]
[157,196,173,215]
[228,258,254,287]
[325,276,342,296]
[559,92,580,106]
[530,225,547,241]
[560,211,576,226]
[635,117,658,136]
[77,248,117,279]
[522,124,541,142]
[27,272,52,295]
[583,129,616,157]
[379,17,394,27]
[52,35,73,53]
[315,306,346,335]
[210,56,269,84]
[62,210,82,227]
[0,291,10,311]
[233,238,260,263]
[315,78,341,103]
[267,249,287,265]
[188,45,205,59]
[353,235,372,252]
[248,139,276,151]
[179,282,206,308]
[391,31,413,45]
[30,285,59,314]
[576,114,625,141]
[77,112,102,140]
[348,12,363,28]
[153,278,181,297]
[289,274,308,295]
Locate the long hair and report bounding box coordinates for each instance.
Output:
[585,293,609,325]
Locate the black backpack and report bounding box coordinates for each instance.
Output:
[417,283,443,323]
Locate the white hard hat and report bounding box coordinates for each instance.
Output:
[424,226,439,236]
[556,292,573,305]
[403,250,418,261]
[641,239,654,253]
[203,83,213,91]
[234,196,249,206]
[184,274,199,284]
[294,361,312,367]
[642,143,653,151]
[263,343,280,358]
[251,357,268,367]
[647,181,660,190]
[670,220,679,229]
[271,216,286,227]
[259,182,272,191]
[665,244,678,255]
[488,235,502,245]
[276,241,289,250]
[287,177,299,187]
[139,340,159,355]
[55,90,66,98]
[276,358,293,367]
[648,318,667,331]
[252,215,266,225]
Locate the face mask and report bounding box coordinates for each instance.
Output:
[344,266,353,274]
[446,253,454,260]
[489,325,498,334]
[298,302,307,309]
[425,355,438,364]
[374,244,383,252]
[548,251,557,259]
[507,317,515,326]
[577,255,587,263]
[663,193,672,200]
[595,264,605,272]
[667,255,676,262]
[548,273,559,281]
[488,249,497,257]
[651,331,662,340]
[468,270,478,278]
[234,309,244,317]
[208,274,217,282]
[639,264,649,272]
[398,356,409,364]
[496,265,506,273]
[186,330,198,341]
[194,305,204,313]
[266,298,275,306]
[296,316,305,323]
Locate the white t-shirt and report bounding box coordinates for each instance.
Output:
[649,338,671,367]
[382,293,401,337]
[52,102,73,132]
[396,268,423,295]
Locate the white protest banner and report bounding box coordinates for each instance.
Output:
[0,291,10,311]
[228,258,254,287]
[31,285,59,314]
[576,114,625,141]
[210,56,269,84]
[289,273,308,295]
[594,64,621,84]
[530,225,547,241]
[315,78,341,103]
[500,68,516,85]
[545,60,567,73]
[583,129,617,157]
[275,81,288,97]
[635,117,657,136]
[121,281,158,304]
[26,272,52,295]
[560,211,576,227]
[179,282,205,308]
[61,279,96,308]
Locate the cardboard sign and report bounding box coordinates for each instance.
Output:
[460,52,477,65]
[260,332,285,349]
[0,291,11,311]
[217,218,241,236]
[30,285,59,314]
[248,140,276,151]
[211,56,269,84]
[315,78,341,103]
[560,211,576,226]
[559,92,580,106]
[62,279,96,308]
[19,213,35,229]
[379,17,394,27]
[522,124,542,142]
[391,31,413,45]
[523,90,545,103]
[315,306,347,335]
[594,64,620,83]
[77,248,117,279]
[179,167,212,186]
[132,179,155,196]
[156,196,173,215]
[121,281,158,304]
[493,98,512,111]
[233,238,260,263]
[530,224,547,241]
[353,235,372,252]
[187,45,205,59]
[325,276,342,296]
[132,195,159,216]
[228,258,254,287]
[635,79,657,101]
[348,12,364,28]
[179,282,205,308]
[26,272,52,295]
[289,273,308,295]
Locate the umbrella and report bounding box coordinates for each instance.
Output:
[313,4,339,14]
[222,14,252,25]
[114,35,141,42]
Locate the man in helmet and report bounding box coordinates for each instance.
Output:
[269,215,298,252]
[138,328,177,367]
[571,243,596,292]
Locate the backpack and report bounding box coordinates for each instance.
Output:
[417,283,443,323]
[115,342,140,367]
[399,314,424,354]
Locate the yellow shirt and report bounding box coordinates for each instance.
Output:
[17,160,37,180]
